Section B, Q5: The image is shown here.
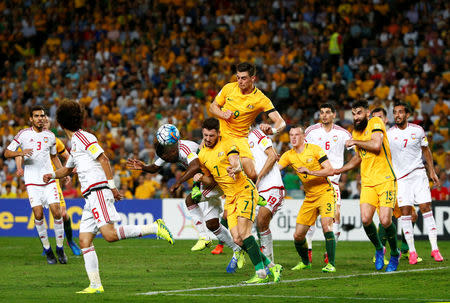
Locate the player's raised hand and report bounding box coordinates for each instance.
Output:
[126,158,144,170]
[111,188,123,201]
[226,166,236,180]
[43,173,53,183]
[345,139,354,148]
[222,110,233,121]
[297,167,310,175]
[333,168,342,175]
[193,173,203,182]
[16,167,24,177]
[259,123,272,135]
[22,149,33,157]
[169,182,180,193]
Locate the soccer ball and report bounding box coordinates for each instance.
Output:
[156,124,180,145]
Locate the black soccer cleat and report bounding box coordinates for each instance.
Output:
[56,246,68,264]
[44,247,57,265]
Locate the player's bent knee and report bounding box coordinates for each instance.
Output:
[205,219,219,231]
[361,216,373,226]
[379,216,392,228]
[419,203,431,213]
[293,233,305,242]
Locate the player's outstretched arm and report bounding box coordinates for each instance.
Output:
[126,158,160,173]
[98,153,123,201]
[15,156,24,177]
[194,163,215,186]
[335,153,361,175]
[260,111,286,136]
[209,100,232,121]
[346,132,383,154]
[43,166,74,183]
[256,147,278,186]
[422,146,440,187]
[4,148,33,158]
[298,159,334,177]
[170,158,202,192]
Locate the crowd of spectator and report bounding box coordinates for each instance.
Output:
[0,0,449,200]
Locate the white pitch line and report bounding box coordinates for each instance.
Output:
[138,266,449,296]
[161,293,450,302]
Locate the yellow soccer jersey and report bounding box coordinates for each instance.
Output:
[52,138,67,171]
[352,116,396,187]
[279,143,333,197]
[198,136,249,197]
[215,82,275,138]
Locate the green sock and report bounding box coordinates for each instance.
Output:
[363,222,383,251]
[64,218,73,243]
[294,239,310,265]
[259,250,272,267]
[193,181,200,188]
[400,231,409,253]
[378,223,387,247]
[242,236,264,271]
[324,231,336,266]
[385,223,399,257]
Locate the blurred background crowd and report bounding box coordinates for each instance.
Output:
[0,0,449,200]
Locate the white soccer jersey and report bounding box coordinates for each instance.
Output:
[387,123,427,179]
[7,127,57,186]
[154,140,199,169]
[248,129,284,192]
[305,123,351,184]
[66,130,107,196]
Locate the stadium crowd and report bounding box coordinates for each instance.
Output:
[0,0,449,200]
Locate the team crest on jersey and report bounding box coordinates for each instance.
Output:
[333,135,338,142]
[247,104,254,109]
[30,138,34,142]
[44,137,48,143]
[411,133,416,140]
[226,97,233,101]
[249,142,254,148]
[218,151,224,157]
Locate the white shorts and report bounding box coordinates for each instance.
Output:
[27,182,60,209]
[199,196,223,222]
[80,188,121,234]
[397,168,431,207]
[258,187,285,214]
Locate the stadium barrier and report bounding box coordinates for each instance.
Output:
[1,199,449,240]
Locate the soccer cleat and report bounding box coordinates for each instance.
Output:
[372,255,389,265]
[431,249,444,262]
[401,251,409,260]
[308,249,312,263]
[257,195,267,207]
[191,184,202,203]
[385,255,399,272]
[322,263,336,273]
[226,254,238,273]
[291,261,311,270]
[375,249,385,271]
[211,244,224,255]
[44,247,57,265]
[191,237,212,251]
[76,286,104,294]
[409,251,419,265]
[156,219,174,245]
[56,246,68,264]
[243,274,270,284]
[236,250,246,269]
[68,240,82,256]
[324,252,328,264]
[269,264,283,283]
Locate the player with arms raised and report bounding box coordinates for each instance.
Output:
[5,105,68,264]
[43,99,173,293]
[304,103,351,263]
[209,62,285,180]
[336,100,399,272]
[387,102,443,263]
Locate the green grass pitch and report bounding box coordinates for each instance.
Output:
[0,237,449,303]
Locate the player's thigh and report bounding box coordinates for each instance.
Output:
[85,189,121,228]
[44,182,61,207]
[235,186,258,223]
[27,186,46,209]
[260,188,285,215]
[413,170,432,204]
[377,181,396,209]
[224,198,238,230]
[256,206,272,230]
[397,178,413,208]
[201,197,222,222]
[317,191,336,220]
[296,197,319,226]
[360,186,379,208]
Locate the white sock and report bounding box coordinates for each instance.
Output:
[259,229,274,262]
[188,205,208,239]
[423,211,439,251]
[213,224,240,252]
[116,223,158,240]
[333,222,341,244]
[35,219,50,249]
[54,218,64,248]
[401,215,416,253]
[306,225,315,249]
[82,246,102,288]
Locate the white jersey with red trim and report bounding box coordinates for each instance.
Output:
[7,127,57,186]
[154,140,199,168]
[305,123,351,184]
[387,123,427,179]
[248,129,284,193]
[66,130,107,195]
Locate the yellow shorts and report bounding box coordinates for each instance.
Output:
[223,136,254,160]
[56,179,66,208]
[361,180,396,209]
[225,179,258,229]
[296,189,335,226]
